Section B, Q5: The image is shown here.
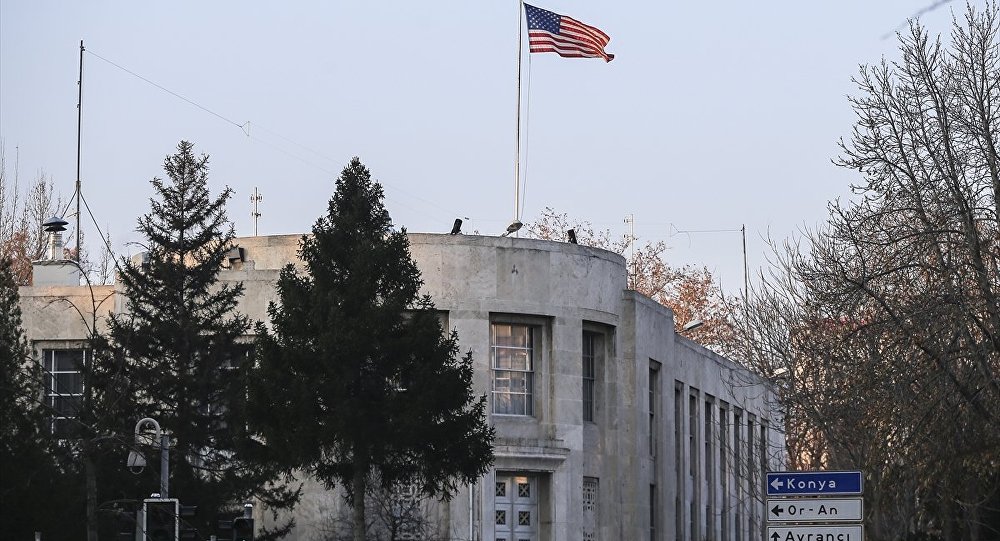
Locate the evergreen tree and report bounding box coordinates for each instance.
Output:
[108,141,297,537]
[250,158,494,541]
[0,257,84,540]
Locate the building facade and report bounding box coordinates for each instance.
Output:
[18,233,782,541]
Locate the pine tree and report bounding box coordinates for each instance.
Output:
[0,257,84,539]
[108,141,296,536]
[250,158,494,541]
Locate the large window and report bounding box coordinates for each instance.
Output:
[748,414,757,537]
[689,390,699,541]
[582,331,600,422]
[705,396,715,541]
[720,402,730,541]
[44,349,88,438]
[648,361,660,456]
[492,323,534,416]
[734,408,743,541]
[674,382,684,541]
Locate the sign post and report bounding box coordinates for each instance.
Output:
[765,471,864,541]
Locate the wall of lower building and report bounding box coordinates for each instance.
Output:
[16,233,782,541]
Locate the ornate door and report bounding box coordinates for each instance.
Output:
[494,474,538,541]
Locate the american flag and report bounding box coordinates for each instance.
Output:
[524,3,614,62]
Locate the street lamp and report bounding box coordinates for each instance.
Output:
[681,319,704,333]
[128,417,170,497]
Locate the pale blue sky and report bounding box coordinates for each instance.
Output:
[0,1,971,293]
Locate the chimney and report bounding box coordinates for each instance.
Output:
[31,216,81,287]
[42,216,69,260]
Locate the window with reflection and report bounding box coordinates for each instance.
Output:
[44,349,88,438]
[492,323,534,416]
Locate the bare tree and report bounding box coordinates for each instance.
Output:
[525,207,735,350]
[0,143,114,286]
[322,481,443,541]
[0,147,68,285]
[732,4,1000,539]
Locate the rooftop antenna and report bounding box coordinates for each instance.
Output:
[74,40,84,261]
[250,187,262,236]
[624,214,635,288]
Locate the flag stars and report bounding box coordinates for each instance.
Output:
[523,3,614,62]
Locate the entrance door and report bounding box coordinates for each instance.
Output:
[494,474,538,541]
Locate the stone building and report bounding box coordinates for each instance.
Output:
[18,232,782,541]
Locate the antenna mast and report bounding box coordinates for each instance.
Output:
[624,214,635,288]
[251,187,262,236]
[75,40,84,261]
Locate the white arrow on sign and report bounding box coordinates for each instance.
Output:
[767,498,863,523]
[769,525,863,541]
[770,478,784,491]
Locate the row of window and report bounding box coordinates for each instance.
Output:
[490,322,607,420]
[41,322,598,435]
[664,380,769,541]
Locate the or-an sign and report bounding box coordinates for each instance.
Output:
[768,525,863,541]
[767,471,863,496]
[767,498,863,523]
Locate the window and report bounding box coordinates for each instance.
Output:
[492,323,534,416]
[649,484,657,541]
[689,390,700,541]
[44,349,88,438]
[759,421,768,541]
[759,421,768,480]
[648,361,660,455]
[582,331,601,422]
[389,481,425,541]
[748,414,757,537]
[674,382,684,541]
[705,396,715,541]
[733,408,743,541]
[688,391,698,480]
[720,402,730,541]
[583,477,599,541]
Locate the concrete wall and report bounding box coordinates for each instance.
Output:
[17,233,782,541]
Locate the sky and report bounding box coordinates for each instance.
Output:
[0,1,974,294]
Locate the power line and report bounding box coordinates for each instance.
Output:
[882,0,956,39]
[83,48,471,227]
[85,49,247,132]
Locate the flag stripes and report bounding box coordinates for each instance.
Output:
[524,3,614,62]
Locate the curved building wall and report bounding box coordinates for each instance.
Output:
[17,233,782,541]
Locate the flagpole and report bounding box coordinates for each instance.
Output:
[514,0,524,222]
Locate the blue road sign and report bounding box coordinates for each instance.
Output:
[766,471,863,496]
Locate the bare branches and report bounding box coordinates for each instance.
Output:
[735,4,1000,538]
[525,207,736,351]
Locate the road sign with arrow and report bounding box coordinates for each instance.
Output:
[767,498,863,522]
[766,471,863,496]
[767,470,865,540]
[768,525,863,541]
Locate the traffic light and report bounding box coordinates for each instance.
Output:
[142,498,178,541]
[111,509,138,541]
[232,516,254,541]
[179,504,198,540]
